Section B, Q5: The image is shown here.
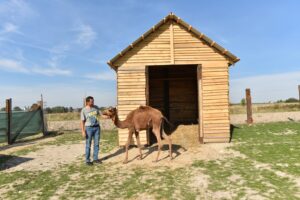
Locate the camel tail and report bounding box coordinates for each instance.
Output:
[162,116,173,127]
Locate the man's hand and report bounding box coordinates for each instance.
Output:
[81,131,86,138]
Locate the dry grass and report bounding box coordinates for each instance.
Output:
[230,102,300,114]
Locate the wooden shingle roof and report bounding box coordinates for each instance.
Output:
[108,13,239,70]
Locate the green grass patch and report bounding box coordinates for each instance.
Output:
[231,122,300,176]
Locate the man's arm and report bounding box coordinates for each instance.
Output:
[81,120,86,138]
[80,109,86,138]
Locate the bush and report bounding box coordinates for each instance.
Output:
[285,98,299,103]
[240,98,246,106]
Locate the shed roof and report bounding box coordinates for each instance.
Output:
[108,13,239,70]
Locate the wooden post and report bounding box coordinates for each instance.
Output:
[245,88,253,124]
[197,65,204,144]
[6,98,12,145]
[39,94,47,136]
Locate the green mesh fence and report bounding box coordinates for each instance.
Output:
[0,109,43,144]
[0,112,7,143]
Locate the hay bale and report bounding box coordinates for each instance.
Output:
[168,124,199,148]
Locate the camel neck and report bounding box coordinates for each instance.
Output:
[114,113,129,129]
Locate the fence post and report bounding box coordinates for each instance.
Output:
[245,88,253,124]
[6,98,12,145]
[39,94,47,136]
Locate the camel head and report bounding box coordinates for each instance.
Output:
[102,107,117,119]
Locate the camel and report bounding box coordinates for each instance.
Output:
[103,105,173,164]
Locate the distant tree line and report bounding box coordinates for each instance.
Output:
[0,106,108,113]
[237,97,299,105]
[45,106,107,113]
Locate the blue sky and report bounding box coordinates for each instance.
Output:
[0,0,299,108]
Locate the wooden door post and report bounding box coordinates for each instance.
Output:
[197,65,204,143]
[6,98,12,145]
[245,88,253,124]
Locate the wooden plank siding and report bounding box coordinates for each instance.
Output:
[117,66,147,146]
[115,21,231,145]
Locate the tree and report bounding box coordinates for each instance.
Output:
[240,98,246,106]
[13,106,22,111]
[285,98,298,103]
[0,107,5,111]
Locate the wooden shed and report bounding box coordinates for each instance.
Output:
[107,13,239,146]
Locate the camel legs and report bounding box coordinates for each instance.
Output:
[152,127,162,162]
[123,130,133,164]
[162,132,173,160]
[134,131,143,160]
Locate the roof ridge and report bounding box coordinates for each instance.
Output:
[108,13,239,70]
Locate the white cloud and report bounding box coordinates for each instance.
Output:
[0,0,35,19]
[75,24,97,48]
[230,71,300,103]
[84,71,116,81]
[32,67,72,76]
[0,58,72,76]
[1,22,19,34]
[0,58,29,73]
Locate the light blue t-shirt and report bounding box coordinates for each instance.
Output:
[81,106,101,127]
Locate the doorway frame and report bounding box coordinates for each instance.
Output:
[145,64,203,144]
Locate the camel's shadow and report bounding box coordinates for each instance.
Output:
[100,143,186,164]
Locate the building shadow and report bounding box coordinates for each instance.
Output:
[230,124,240,143]
[0,154,33,171]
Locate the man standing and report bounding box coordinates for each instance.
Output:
[80,96,102,165]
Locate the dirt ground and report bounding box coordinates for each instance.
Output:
[1,138,232,172]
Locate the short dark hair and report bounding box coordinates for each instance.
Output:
[86,96,94,103]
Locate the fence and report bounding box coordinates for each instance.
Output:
[0,98,46,144]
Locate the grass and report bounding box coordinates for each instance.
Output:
[46,112,80,121]
[230,102,300,114]
[1,122,300,199]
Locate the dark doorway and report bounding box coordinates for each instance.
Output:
[147,65,199,144]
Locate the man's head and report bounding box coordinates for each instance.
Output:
[85,96,94,107]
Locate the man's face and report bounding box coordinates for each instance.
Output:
[87,99,94,107]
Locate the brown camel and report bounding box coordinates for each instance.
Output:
[103,105,173,164]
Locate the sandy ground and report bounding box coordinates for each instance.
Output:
[230,111,300,124]
[47,111,300,132]
[0,138,232,172]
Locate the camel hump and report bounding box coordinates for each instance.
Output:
[139,105,149,110]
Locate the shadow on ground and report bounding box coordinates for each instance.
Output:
[0,154,33,171]
[100,143,186,164]
[0,131,62,152]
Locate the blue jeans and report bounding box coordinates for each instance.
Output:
[85,126,100,163]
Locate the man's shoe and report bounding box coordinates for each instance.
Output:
[86,161,93,166]
[93,160,102,164]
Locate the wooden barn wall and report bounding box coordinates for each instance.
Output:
[201,62,230,143]
[114,22,171,67]
[115,21,231,144]
[117,66,147,146]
